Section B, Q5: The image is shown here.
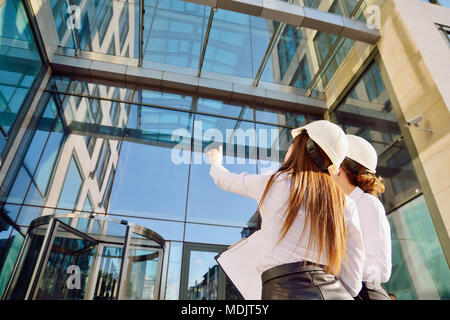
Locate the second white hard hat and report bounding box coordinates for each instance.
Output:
[291,120,349,175]
[346,134,378,173]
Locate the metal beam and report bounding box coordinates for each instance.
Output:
[68,0,82,57]
[50,54,328,114]
[183,0,380,44]
[198,8,215,77]
[138,0,144,67]
[253,22,287,87]
[253,0,298,87]
[304,0,366,97]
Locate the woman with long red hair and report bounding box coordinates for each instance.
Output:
[206,120,364,300]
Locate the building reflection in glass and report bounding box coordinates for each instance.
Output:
[333,61,421,212]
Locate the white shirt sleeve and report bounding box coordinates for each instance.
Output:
[209,164,272,203]
[338,197,365,297]
[358,195,392,283]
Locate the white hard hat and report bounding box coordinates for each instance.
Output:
[346,134,378,173]
[291,120,349,175]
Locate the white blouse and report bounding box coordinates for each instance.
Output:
[349,187,392,284]
[210,164,365,297]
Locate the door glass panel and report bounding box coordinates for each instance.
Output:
[121,233,162,300]
[36,225,95,300]
[184,248,243,300]
[6,224,47,300]
[93,246,122,300]
[187,250,219,300]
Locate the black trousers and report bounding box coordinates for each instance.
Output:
[355,282,391,300]
[261,262,353,300]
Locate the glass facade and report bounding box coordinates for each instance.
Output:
[46,0,373,97]
[0,0,449,301]
[0,74,319,299]
[385,196,450,300]
[332,59,450,300]
[333,61,421,213]
[0,0,43,163]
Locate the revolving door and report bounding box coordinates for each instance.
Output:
[3,214,165,300]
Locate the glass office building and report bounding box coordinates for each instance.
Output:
[0,0,449,300]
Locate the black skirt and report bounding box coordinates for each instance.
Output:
[355,282,391,300]
[261,261,353,300]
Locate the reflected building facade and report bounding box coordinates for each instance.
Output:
[0,0,449,300]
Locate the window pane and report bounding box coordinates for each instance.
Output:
[203,11,253,79]
[108,142,190,221]
[141,90,193,111]
[385,196,450,300]
[32,119,65,199]
[143,1,209,69]
[3,166,31,204]
[184,223,243,245]
[56,156,83,210]
[115,216,184,241]
[333,61,418,210]
[196,98,253,120]
[0,0,42,134]
[257,124,292,173]
[0,230,24,298]
[165,241,182,300]
[187,115,257,227]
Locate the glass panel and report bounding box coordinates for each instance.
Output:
[187,115,257,226]
[126,105,193,144]
[93,246,122,300]
[3,166,31,204]
[1,203,21,223]
[184,224,243,246]
[6,224,47,299]
[333,61,420,210]
[32,118,65,199]
[108,141,190,221]
[250,16,275,83]
[0,0,42,135]
[300,0,359,17]
[255,107,307,127]
[378,140,421,212]
[141,90,193,110]
[56,156,83,210]
[256,124,292,173]
[51,0,138,58]
[36,225,95,300]
[143,0,209,69]
[0,229,24,298]
[203,10,253,79]
[116,217,184,241]
[196,98,253,120]
[186,250,219,300]
[165,241,182,300]
[384,196,450,300]
[23,98,58,174]
[122,233,161,300]
[16,205,42,226]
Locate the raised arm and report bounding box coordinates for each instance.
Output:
[207,146,270,202]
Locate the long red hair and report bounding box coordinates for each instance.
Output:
[258,131,347,275]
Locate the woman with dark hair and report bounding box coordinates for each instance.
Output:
[206,120,364,300]
[332,134,392,300]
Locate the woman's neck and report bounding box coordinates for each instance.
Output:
[341,178,357,196]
